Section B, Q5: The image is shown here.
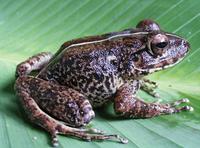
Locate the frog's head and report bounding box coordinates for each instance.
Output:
[131,19,190,75]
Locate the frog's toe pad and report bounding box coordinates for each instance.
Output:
[182,98,190,103]
[119,137,129,144]
[183,106,194,111]
[153,92,160,98]
[189,106,194,111]
[177,105,193,112]
[171,98,190,106]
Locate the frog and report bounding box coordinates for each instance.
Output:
[15,19,193,147]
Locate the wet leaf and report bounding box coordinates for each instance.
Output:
[0,0,199,148]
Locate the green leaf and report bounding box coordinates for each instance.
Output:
[0,0,200,147]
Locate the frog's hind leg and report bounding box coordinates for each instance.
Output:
[16,52,53,78]
[114,81,193,118]
[140,78,160,98]
[15,76,128,147]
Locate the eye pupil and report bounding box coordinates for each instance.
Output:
[156,42,168,48]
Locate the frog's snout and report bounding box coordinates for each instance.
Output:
[183,40,190,51]
[180,39,190,57]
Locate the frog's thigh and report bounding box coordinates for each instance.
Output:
[15,76,127,146]
[16,52,53,77]
[114,80,193,118]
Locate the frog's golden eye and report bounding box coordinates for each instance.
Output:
[149,34,169,56]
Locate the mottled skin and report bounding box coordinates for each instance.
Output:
[15,20,192,146]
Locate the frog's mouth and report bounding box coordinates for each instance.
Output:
[133,37,190,74]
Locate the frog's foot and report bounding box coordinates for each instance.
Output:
[55,127,128,146]
[16,52,53,78]
[155,98,193,115]
[150,98,192,112]
[142,78,158,88]
[169,98,191,107]
[49,122,128,146]
[140,78,160,98]
[15,76,128,147]
[59,121,106,134]
[114,82,193,118]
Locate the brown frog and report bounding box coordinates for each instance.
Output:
[15,19,192,146]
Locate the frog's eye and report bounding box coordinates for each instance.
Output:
[149,34,169,56]
[155,42,168,48]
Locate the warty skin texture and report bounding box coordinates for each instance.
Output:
[15,19,192,146]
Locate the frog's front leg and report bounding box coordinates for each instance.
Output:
[16,52,53,77]
[15,76,128,146]
[140,78,160,98]
[114,80,193,118]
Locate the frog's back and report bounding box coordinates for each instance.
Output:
[38,31,144,107]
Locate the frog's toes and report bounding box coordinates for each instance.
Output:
[182,98,190,103]
[153,98,162,103]
[168,98,193,113]
[116,135,129,144]
[170,98,190,106]
[99,134,128,144]
[88,128,106,134]
[178,105,194,112]
[140,80,160,98]
[52,140,59,147]
[51,132,59,147]
[79,127,106,134]
[53,124,128,145]
[189,106,194,111]
[146,89,160,98]
[152,91,160,98]
[142,78,158,88]
[149,81,158,89]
